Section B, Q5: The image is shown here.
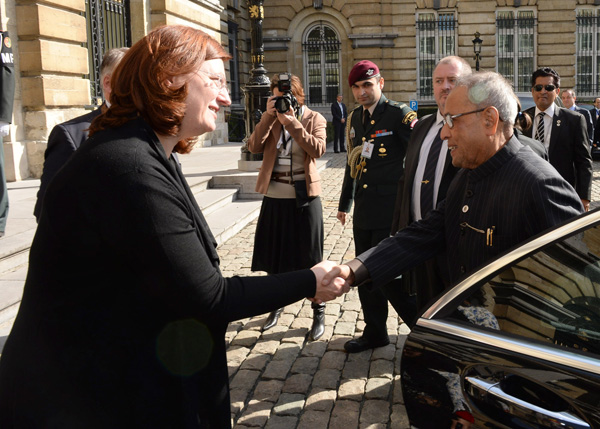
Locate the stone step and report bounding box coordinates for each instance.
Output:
[206,199,262,246]
[194,187,240,217]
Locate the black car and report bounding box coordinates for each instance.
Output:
[401,210,600,429]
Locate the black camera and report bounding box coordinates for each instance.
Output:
[274,73,298,114]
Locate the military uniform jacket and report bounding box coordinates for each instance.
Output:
[0,31,15,124]
[338,94,416,229]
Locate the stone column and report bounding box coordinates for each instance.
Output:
[238,0,270,170]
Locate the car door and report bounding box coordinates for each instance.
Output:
[401,211,600,429]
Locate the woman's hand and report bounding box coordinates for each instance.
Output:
[276,105,296,127]
[266,95,278,117]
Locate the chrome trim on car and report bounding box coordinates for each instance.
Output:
[422,211,600,319]
[416,319,600,375]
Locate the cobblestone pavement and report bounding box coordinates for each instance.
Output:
[220,151,411,429]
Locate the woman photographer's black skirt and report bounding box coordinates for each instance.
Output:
[251,196,324,274]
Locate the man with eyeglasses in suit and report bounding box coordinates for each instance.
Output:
[322,72,584,338]
[523,67,592,211]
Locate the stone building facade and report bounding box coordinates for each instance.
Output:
[261,0,600,119]
[1,0,251,181]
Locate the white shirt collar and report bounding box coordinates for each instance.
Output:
[535,102,555,118]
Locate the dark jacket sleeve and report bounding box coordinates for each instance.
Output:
[571,112,593,200]
[34,125,79,220]
[104,167,316,324]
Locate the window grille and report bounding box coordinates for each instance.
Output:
[85,0,131,102]
[576,9,600,96]
[496,10,535,93]
[302,24,341,106]
[416,12,456,100]
[228,21,241,104]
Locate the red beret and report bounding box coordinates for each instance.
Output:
[348,60,380,86]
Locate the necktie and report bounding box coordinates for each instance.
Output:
[363,109,371,128]
[535,112,545,144]
[420,127,443,217]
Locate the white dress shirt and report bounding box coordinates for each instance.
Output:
[411,111,447,221]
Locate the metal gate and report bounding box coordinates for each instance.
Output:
[86,0,131,102]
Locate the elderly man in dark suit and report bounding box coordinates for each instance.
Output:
[34,47,129,221]
[523,67,592,211]
[323,71,583,306]
[331,93,347,153]
[561,88,594,146]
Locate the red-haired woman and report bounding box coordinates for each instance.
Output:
[248,74,327,340]
[0,26,346,428]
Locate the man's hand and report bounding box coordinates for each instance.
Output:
[310,261,350,304]
[582,198,590,212]
[341,118,346,124]
[337,211,347,226]
[321,264,354,288]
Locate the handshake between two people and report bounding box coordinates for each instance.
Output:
[309,261,355,304]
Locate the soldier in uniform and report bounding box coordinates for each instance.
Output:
[0,30,15,238]
[337,60,417,353]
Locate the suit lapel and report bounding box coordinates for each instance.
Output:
[548,108,563,158]
[404,114,436,190]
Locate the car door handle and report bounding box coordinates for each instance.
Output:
[465,376,590,429]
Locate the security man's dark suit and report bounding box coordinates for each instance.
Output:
[523,106,592,201]
[389,113,458,324]
[573,105,594,146]
[338,94,416,341]
[34,107,103,221]
[331,100,347,152]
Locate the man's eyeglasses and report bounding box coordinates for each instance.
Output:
[196,69,229,94]
[442,108,486,129]
[533,84,557,92]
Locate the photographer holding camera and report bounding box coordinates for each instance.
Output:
[248,74,328,340]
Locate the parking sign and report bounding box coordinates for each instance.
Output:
[409,100,418,111]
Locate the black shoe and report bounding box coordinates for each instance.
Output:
[340,149,346,152]
[334,150,339,153]
[344,335,389,353]
[310,305,325,341]
[263,308,283,331]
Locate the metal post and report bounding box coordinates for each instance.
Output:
[240,0,271,162]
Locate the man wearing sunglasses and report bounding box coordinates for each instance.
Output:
[323,72,583,317]
[523,67,592,211]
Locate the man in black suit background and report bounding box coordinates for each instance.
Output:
[388,55,471,325]
[34,48,128,221]
[561,88,594,146]
[323,71,583,311]
[523,67,592,211]
[591,97,600,153]
[331,94,347,153]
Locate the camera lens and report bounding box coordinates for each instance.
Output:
[275,96,291,114]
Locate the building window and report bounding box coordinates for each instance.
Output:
[496,10,536,93]
[416,12,456,100]
[576,8,600,96]
[302,23,341,106]
[227,21,241,104]
[85,0,131,103]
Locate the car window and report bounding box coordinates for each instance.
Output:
[447,224,600,357]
